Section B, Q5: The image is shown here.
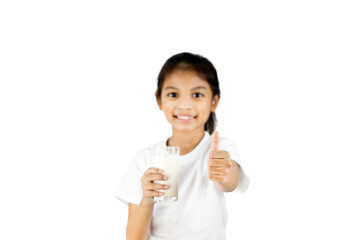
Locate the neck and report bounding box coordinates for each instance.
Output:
[167,128,205,155]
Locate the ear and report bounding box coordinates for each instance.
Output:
[155,92,163,110]
[210,94,220,112]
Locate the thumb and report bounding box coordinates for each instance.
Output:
[210,131,219,152]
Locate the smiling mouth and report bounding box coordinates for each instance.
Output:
[174,115,196,120]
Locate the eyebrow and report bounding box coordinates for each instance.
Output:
[164,86,208,91]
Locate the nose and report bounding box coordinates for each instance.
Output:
[177,95,193,110]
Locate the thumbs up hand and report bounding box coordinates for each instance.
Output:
[208,131,233,184]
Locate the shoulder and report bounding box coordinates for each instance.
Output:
[207,131,238,151]
[218,135,238,149]
[214,134,241,163]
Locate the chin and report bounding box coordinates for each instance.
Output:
[172,123,205,132]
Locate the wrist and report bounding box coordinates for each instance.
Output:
[213,181,234,192]
[141,197,156,207]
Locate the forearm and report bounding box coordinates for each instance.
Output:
[126,198,154,240]
[215,160,240,192]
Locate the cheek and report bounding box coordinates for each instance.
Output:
[199,102,212,113]
[162,103,174,116]
[196,106,212,121]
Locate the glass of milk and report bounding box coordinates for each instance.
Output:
[151,146,179,203]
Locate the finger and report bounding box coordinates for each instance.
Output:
[145,167,164,174]
[208,166,229,175]
[210,131,219,151]
[208,159,232,167]
[142,173,168,184]
[208,174,224,183]
[144,190,164,197]
[210,150,230,159]
[145,182,169,191]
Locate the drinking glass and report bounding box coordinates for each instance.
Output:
[151,146,179,202]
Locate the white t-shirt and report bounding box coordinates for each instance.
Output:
[114,131,249,240]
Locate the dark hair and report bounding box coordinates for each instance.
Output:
[156,52,221,135]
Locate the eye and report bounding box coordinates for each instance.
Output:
[193,92,204,98]
[167,92,178,98]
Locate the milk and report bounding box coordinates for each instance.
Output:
[151,147,179,202]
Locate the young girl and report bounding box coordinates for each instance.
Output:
[115,52,249,240]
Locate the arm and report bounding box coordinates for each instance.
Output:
[208,131,245,192]
[126,199,154,240]
[126,167,167,240]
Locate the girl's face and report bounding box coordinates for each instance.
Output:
[156,70,220,133]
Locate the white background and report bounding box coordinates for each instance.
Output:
[1,0,359,239]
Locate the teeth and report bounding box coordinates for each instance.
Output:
[177,115,193,120]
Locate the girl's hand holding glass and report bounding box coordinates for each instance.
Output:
[140,167,169,204]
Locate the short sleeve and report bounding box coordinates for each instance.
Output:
[114,151,146,205]
[219,137,250,193]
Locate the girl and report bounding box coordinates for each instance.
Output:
[115,52,249,240]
